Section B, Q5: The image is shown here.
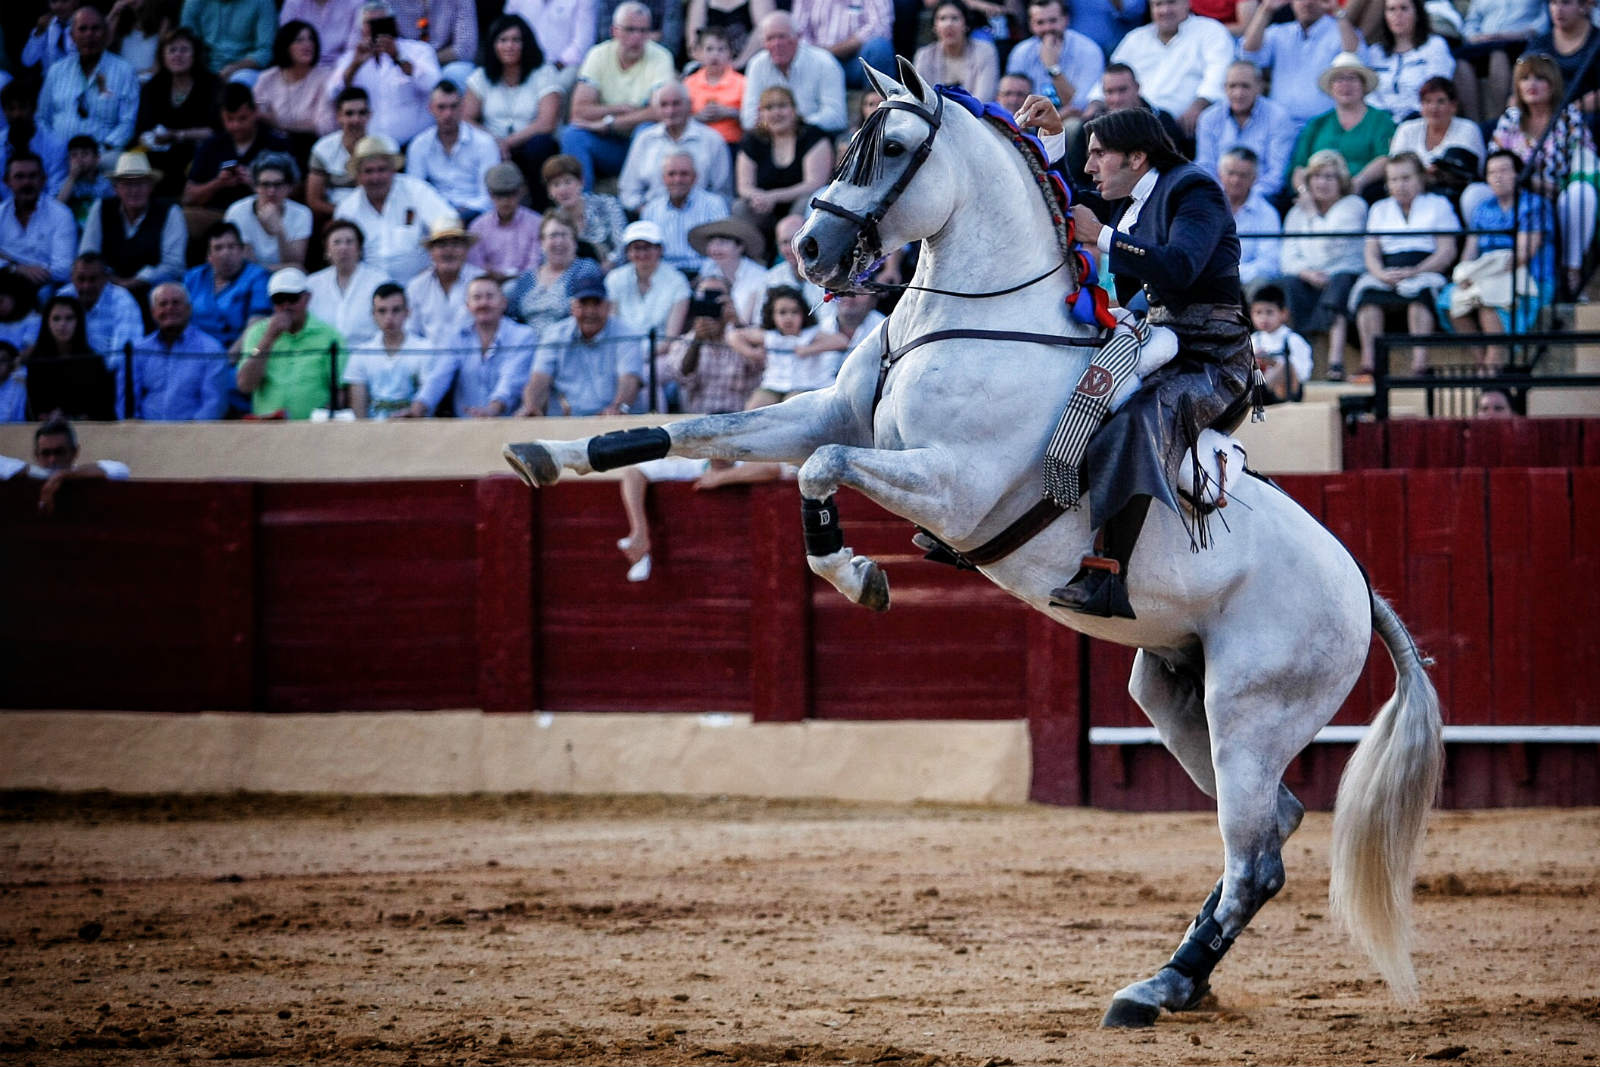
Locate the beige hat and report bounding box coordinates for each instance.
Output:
[111,151,162,184]
[1318,52,1380,96]
[688,215,766,261]
[421,213,478,246]
[346,134,404,175]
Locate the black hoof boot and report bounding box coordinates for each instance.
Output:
[1049,567,1136,619]
[1101,998,1161,1029]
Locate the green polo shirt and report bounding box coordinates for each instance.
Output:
[1288,107,1397,186]
[241,316,347,420]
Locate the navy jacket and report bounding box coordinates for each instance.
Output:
[1106,163,1242,311]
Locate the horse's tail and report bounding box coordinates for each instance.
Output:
[1328,591,1444,1003]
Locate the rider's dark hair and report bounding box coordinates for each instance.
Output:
[1083,108,1187,170]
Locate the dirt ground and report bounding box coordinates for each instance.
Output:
[0,794,1596,1067]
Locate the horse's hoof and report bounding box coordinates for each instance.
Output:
[856,559,890,613]
[1176,982,1213,1012]
[503,443,560,487]
[1101,998,1161,1029]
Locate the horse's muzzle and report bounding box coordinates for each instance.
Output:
[794,210,862,292]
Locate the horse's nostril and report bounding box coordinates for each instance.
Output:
[799,236,820,263]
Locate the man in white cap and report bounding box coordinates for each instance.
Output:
[405,80,502,221]
[405,214,485,343]
[333,134,452,281]
[236,267,348,419]
[78,151,187,301]
[605,219,690,356]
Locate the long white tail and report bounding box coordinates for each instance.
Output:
[1328,592,1444,1002]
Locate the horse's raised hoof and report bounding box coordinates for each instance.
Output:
[503,443,560,488]
[1176,981,1213,1012]
[857,558,890,613]
[1101,998,1161,1029]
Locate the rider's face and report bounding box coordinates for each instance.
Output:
[1084,136,1146,200]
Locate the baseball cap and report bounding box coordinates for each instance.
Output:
[622,220,664,247]
[565,261,607,300]
[268,268,310,296]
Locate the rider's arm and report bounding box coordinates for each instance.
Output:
[1104,174,1231,295]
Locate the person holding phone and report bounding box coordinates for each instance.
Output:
[328,0,440,145]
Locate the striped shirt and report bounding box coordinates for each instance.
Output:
[793,0,891,51]
[38,53,141,152]
[639,189,731,272]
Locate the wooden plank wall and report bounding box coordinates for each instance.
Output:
[1345,417,1600,470]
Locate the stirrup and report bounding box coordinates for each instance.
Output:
[1048,558,1136,620]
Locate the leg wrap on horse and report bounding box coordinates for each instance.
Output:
[801,495,844,557]
[587,427,672,472]
[1164,915,1237,983]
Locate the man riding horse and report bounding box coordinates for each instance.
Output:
[1019,99,1257,620]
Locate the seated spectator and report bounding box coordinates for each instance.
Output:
[658,272,764,415]
[114,282,232,420]
[1440,149,1555,372]
[1279,149,1368,380]
[1339,0,1455,124]
[762,213,827,310]
[26,295,114,421]
[414,275,537,417]
[594,0,684,58]
[252,21,338,158]
[342,281,434,417]
[1349,152,1459,379]
[185,221,273,349]
[731,284,847,407]
[683,27,746,148]
[521,263,646,415]
[278,0,366,71]
[307,218,389,343]
[618,83,733,213]
[135,28,222,200]
[995,72,1033,115]
[1239,0,1345,129]
[80,152,188,302]
[915,0,1000,104]
[38,8,141,156]
[502,0,599,92]
[56,137,117,228]
[640,151,732,274]
[327,1,440,147]
[605,220,690,357]
[24,0,79,77]
[0,153,79,296]
[1063,63,1186,189]
[0,83,70,200]
[405,215,485,342]
[1527,0,1600,114]
[224,153,313,270]
[1288,54,1397,201]
[691,216,768,324]
[735,86,835,242]
[334,134,452,282]
[741,12,849,137]
[236,267,348,418]
[183,83,295,216]
[306,87,370,221]
[18,418,132,517]
[109,0,178,81]
[0,273,43,354]
[1004,0,1100,114]
[1219,148,1282,291]
[182,0,276,84]
[686,0,774,68]
[469,164,545,283]
[792,0,893,92]
[406,80,503,222]
[0,342,25,422]
[1195,61,1296,202]
[1249,283,1312,403]
[1488,52,1597,298]
[506,213,602,334]
[464,14,564,207]
[383,0,480,87]
[819,286,884,353]
[62,253,147,359]
[1390,76,1489,216]
[1453,0,1546,123]
[541,154,628,269]
[560,2,677,190]
[1085,0,1234,146]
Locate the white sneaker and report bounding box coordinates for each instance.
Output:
[617,537,634,552]
[626,554,652,582]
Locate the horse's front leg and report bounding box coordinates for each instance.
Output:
[797,444,1004,613]
[503,390,862,487]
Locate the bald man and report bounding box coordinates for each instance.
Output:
[115,282,233,420]
[617,82,733,210]
[740,12,848,134]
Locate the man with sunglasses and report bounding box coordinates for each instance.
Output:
[236,268,348,419]
[37,7,140,156]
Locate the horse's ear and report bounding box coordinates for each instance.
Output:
[896,55,929,102]
[860,60,899,101]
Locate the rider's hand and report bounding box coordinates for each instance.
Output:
[1014,94,1064,137]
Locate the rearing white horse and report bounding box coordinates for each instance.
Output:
[504,60,1443,1028]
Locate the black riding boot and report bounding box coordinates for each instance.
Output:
[1049,496,1150,620]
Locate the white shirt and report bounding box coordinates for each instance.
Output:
[404,123,502,217]
[1281,194,1368,277]
[326,40,441,145]
[1097,168,1161,257]
[1389,117,1487,170]
[334,174,453,283]
[1366,192,1459,256]
[0,196,78,283]
[309,131,359,206]
[404,263,486,342]
[342,333,435,416]
[1252,324,1312,384]
[1091,16,1234,117]
[604,262,690,337]
[224,196,314,271]
[307,261,391,345]
[465,66,564,139]
[616,120,733,211]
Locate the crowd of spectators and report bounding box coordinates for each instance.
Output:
[0,0,1594,423]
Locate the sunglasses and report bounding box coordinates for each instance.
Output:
[270,292,303,306]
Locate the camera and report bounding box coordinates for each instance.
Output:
[688,292,725,319]
[369,16,399,37]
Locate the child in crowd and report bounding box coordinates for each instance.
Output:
[55,136,116,227]
[1250,284,1313,405]
[733,286,848,409]
[683,27,745,147]
[341,283,435,419]
[0,342,26,422]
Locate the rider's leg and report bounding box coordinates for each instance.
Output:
[1048,495,1148,620]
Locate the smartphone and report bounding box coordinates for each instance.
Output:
[369,16,398,38]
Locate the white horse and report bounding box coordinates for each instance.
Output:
[504,60,1443,1027]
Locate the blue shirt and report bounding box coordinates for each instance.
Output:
[1005,31,1105,110]
[531,316,647,416]
[185,262,271,349]
[1239,16,1344,126]
[1195,96,1298,197]
[415,318,538,416]
[60,281,146,361]
[115,323,232,420]
[1071,0,1147,57]
[38,52,142,152]
[1232,193,1282,285]
[1473,192,1554,288]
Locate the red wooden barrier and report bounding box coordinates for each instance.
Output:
[1344,418,1600,470]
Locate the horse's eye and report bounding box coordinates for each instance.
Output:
[883,141,906,158]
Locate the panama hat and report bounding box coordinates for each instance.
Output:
[110,151,162,184]
[688,215,766,261]
[346,134,404,175]
[1318,52,1379,96]
[421,213,478,246]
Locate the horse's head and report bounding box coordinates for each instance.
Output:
[796,57,964,292]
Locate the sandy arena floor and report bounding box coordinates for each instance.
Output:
[0,794,1597,1066]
